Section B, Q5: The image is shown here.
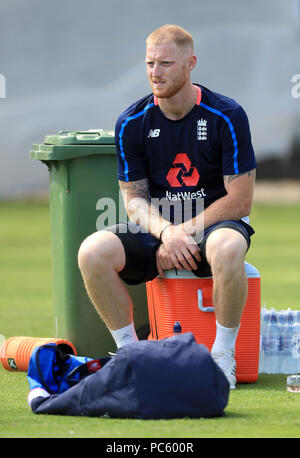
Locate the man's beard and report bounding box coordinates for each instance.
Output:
[150,73,187,99]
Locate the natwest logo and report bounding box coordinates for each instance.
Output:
[166,153,200,187]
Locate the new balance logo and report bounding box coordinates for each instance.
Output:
[148,129,160,138]
[197,118,207,140]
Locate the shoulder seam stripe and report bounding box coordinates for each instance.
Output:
[119,102,155,181]
[200,102,239,174]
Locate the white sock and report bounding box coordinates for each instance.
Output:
[109,322,138,349]
[211,321,240,355]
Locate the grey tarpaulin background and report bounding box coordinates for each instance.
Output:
[0,0,299,198]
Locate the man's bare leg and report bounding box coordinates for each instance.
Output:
[205,228,248,388]
[78,231,138,347]
[205,228,248,327]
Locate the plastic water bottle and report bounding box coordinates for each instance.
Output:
[285,311,295,373]
[173,321,182,336]
[264,310,281,374]
[287,374,300,393]
[259,306,269,373]
[279,310,291,374]
[261,309,271,373]
[292,311,300,373]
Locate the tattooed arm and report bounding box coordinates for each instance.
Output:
[183,168,256,235]
[118,178,170,239]
[224,170,255,185]
[223,168,256,215]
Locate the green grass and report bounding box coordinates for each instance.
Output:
[247,204,300,310]
[0,200,300,438]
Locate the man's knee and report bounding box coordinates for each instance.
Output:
[78,230,126,274]
[205,228,247,273]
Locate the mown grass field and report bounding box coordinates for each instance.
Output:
[0,199,300,438]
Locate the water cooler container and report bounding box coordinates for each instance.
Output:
[146,262,261,383]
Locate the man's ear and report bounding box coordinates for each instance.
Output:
[188,55,197,72]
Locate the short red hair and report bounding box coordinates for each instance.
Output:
[146,24,194,54]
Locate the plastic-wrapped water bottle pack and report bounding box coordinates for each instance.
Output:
[259,306,300,374]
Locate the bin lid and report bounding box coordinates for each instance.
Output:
[44,129,115,145]
[30,129,115,160]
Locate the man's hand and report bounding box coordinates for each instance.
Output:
[158,224,201,274]
[156,244,176,277]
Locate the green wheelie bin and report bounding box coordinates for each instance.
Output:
[30,129,149,357]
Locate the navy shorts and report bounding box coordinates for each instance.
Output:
[106,220,254,285]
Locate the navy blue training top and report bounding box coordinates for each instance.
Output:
[115,84,257,222]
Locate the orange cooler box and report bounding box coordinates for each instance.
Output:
[146,262,261,383]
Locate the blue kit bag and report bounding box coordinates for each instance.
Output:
[27,333,230,419]
[27,343,111,394]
